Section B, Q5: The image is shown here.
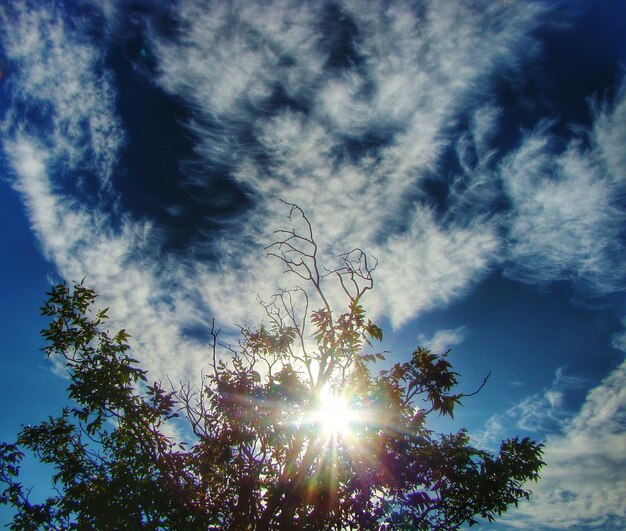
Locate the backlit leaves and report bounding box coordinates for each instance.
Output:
[0,220,544,529]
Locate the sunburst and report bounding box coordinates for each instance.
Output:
[311,388,360,440]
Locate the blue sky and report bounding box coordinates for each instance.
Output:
[0,0,625,528]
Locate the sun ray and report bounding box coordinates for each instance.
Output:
[311,388,360,440]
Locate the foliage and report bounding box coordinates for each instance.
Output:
[0,205,544,529]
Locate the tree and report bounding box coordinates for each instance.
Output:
[0,204,544,530]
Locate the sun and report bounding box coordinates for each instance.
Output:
[311,389,360,439]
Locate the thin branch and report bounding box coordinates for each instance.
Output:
[460,371,491,399]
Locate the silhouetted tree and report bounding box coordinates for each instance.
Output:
[0,204,543,529]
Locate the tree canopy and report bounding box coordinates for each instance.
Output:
[0,205,544,529]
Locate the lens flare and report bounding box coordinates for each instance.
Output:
[312,389,359,439]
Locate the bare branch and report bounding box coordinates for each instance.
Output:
[460,371,491,399]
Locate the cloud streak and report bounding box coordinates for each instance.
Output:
[1,1,626,527]
[418,326,466,354]
[147,0,549,327]
[0,3,207,382]
[4,132,209,382]
[501,105,626,294]
[0,1,124,187]
[0,0,623,359]
[501,360,626,529]
[1,0,623,374]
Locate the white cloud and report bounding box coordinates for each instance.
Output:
[2,0,621,378]
[472,367,589,451]
[0,0,556,381]
[418,326,466,354]
[2,2,626,526]
[147,0,547,328]
[0,2,211,384]
[502,360,626,529]
[371,209,498,326]
[501,86,626,294]
[0,2,124,186]
[473,344,625,530]
[612,319,626,353]
[4,133,209,383]
[592,81,626,184]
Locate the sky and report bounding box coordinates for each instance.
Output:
[0,0,625,528]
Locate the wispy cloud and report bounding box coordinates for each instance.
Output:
[0,4,205,382]
[4,133,208,382]
[0,0,623,391]
[417,326,466,354]
[148,0,546,327]
[0,1,124,187]
[3,0,622,364]
[501,359,626,529]
[500,85,626,295]
[472,366,590,450]
[592,80,626,184]
[372,213,498,326]
[1,2,625,526]
[474,334,626,530]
